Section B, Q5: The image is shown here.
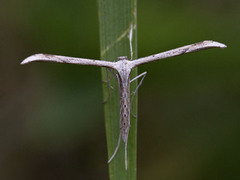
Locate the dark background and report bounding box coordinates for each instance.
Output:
[1,0,239,179]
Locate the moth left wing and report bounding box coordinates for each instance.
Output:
[21,53,115,69]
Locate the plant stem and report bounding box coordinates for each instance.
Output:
[98,0,137,179]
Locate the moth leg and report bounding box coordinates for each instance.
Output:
[130,72,147,117]
[103,68,118,103]
[125,139,128,170]
[108,132,121,164]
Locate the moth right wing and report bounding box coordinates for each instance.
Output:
[132,40,227,67]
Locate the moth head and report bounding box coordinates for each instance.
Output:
[118,56,128,61]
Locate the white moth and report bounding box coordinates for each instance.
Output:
[21,40,226,170]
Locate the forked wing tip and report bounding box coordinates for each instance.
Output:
[20,53,64,65]
[204,40,227,48]
[20,54,44,65]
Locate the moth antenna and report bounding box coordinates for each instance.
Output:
[128,23,133,60]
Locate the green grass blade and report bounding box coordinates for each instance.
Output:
[98,0,137,179]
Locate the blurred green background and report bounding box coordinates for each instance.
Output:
[1,0,239,179]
